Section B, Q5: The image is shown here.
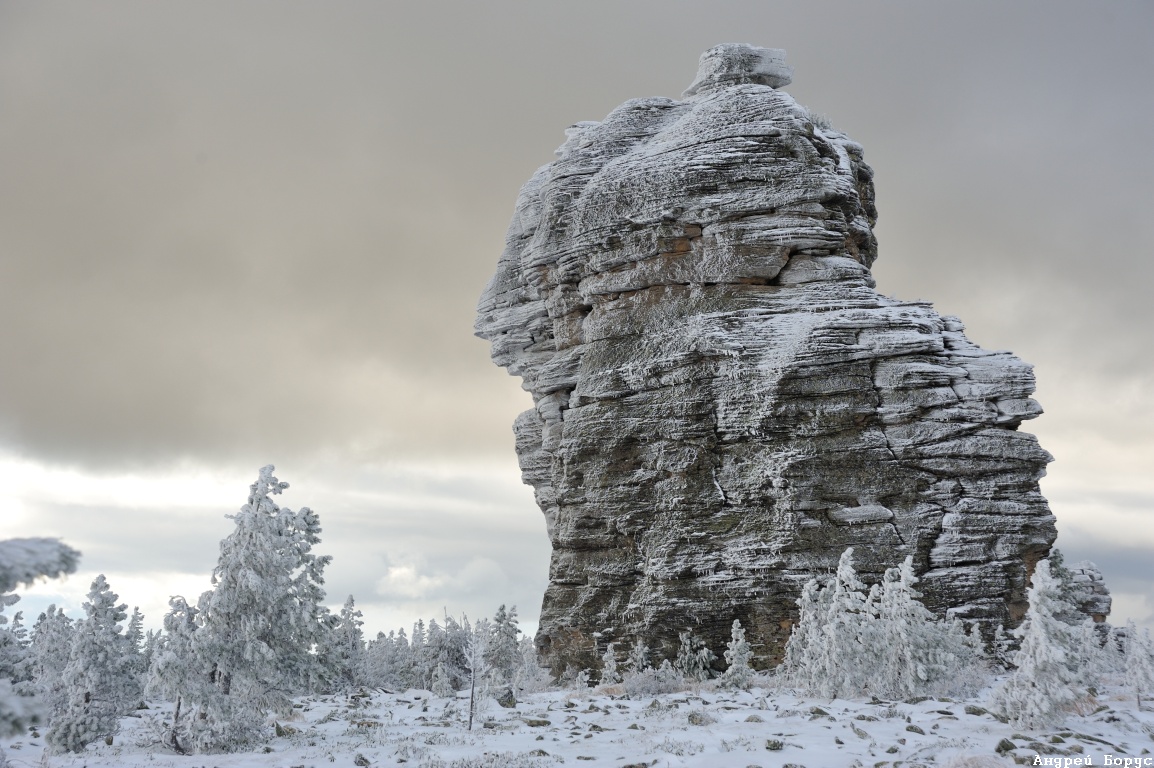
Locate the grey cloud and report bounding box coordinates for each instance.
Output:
[0,1,1150,481]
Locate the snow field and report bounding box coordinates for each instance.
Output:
[3,679,1152,768]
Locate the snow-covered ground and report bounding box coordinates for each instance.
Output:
[4,680,1152,768]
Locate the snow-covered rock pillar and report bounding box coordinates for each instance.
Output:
[476,44,1059,675]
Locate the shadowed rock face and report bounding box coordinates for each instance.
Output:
[475,44,1058,675]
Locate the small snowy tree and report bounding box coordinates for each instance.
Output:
[992,559,1082,728]
[780,576,830,689]
[781,549,979,699]
[781,548,874,698]
[26,605,74,723]
[430,661,454,697]
[327,595,366,689]
[721,619,753,689]
[487,605,521,685]
[674,630,714,681]
[46,575,137,753]
[626,638,651,674]
[463,617,491,731]
[1123,620,1154,708]
[146,596,212,755]
[512,636,552,694]
[600,642,621,685]
[872,557,977,698]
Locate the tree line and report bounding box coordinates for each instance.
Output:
[1,466,1152,760]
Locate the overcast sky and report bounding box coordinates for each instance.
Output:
[1,1,1151,638]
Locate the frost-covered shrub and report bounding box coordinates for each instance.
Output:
[626,638,651,674]
[621,658,685,698]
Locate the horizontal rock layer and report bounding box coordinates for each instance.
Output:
[476,45,1059,674]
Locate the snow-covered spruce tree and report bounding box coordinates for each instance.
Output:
[0,538,79,768]
[780,547,874,698]
[437,614,472,691]
[871,557,980,699]
[779,577,828,690]
[992,559,1083,728]
[464,617,492,731]
[430,661,454,697]
[599,642,621,685]
[364,628,414,689]
[721,619,753,689]
[46,575,137,754]
[1073,617,1117,692]
[626,638,651,674]
[674,630,715,682]
[1123,620,1154,708]
[187,465,335,752]
[146,596,209,755]
[325,595,366,689]
[26,605,74,724]
[513,635,552,694]
[0,609,29,693]
[487,604,521,685]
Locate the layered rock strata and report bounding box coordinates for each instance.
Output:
[476,44,1061,674]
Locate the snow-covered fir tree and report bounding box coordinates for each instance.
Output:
[0,538,79,768]
[992,559,1083,728]
[185,465,336,752]
[124,608,145,673]
[871,557,978,698]
[26,605,74,724]
[463,617,491,730]
[674,630,715,681]
[324,595,366,690]
[599,642,621,685]
[781,549,979,699]
[781,547,873,697]
[46,575,137,754]
[1123,620,1154,708]
[1073,617,1115,692]
[513,635,552,694]
[721,619,753,689]
[626,638,651,674]
[0,609,28,693]
[146,596,208,755]
[487,604,521,685]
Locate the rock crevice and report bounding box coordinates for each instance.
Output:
[476,44,1060,673]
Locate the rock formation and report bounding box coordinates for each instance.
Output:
[476,44,1064,674]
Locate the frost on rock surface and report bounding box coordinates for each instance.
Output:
[475,43,1065,675]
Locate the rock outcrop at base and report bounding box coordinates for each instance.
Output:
[476,44,1061,674]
